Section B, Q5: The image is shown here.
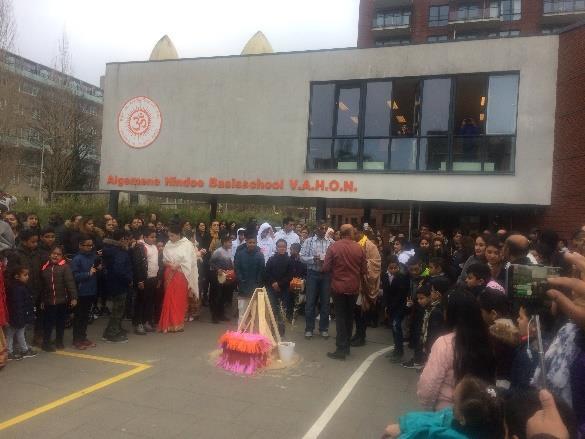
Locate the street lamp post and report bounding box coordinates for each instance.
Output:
[38,144,45,205]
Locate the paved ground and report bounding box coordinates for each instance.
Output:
[0,308,419,439]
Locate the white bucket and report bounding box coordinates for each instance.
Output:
[277,341,296,363]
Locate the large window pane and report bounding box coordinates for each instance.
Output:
[308,139,333,170]
[364,139,389,170]
[485,136,514,172]
[487,75,519,135]
[390,138,417,171]
[453,136,484,171]
[365,82,392,137]
[454,75,487,135]
[419,137,448,171]
[336,87,361,136]
[391,79,421,136]
[334,138,359,170]
[421,78,451,135]
[309,84,335,137]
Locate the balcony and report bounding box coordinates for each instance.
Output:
[372,11,412,36]
[449,6,502,30]
[542,0,585,25]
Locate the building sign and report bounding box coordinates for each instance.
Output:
[118,96,162,149]
[106,175,358,193]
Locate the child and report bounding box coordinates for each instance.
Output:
[465,263,491,297]
[38,226,57,266]
[428,257,450,285]
[102,230,133,343]
[134,227,160,333]
[402,257,429,369]
[383,376,505,439]
[40,246,77,352]
[71,235,100,350]
[383,255,410,362]
[6,266,37,360]
[510,301,553,391]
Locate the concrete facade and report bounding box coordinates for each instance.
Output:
[100,36,558,206]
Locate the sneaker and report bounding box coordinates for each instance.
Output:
[42,343,56,352]
[388,351,404,363]
[73,341,87,350]
[8,352,23,361]
[21,348,38,358]
[143,322,154,332]
[104,335,128,343]
[320,331,329,339]
[55,341,65,350]
[350,338,365,347]
[134,324,146,335]
[401,358,424,370]
[82,339,97,348]
[304,331,313,339]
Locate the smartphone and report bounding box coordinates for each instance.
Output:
[506,264,561,302]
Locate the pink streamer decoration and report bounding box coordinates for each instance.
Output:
[216,331,272,375]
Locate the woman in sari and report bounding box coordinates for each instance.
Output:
[159,225,199,333]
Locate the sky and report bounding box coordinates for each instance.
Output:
[12,0,360,86]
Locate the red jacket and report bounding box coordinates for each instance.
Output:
[323,238,366,295]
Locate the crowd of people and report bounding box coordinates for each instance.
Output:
[0,205,583,438]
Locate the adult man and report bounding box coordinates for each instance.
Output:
[504,234,532,266]
[274,217,300,255]
[300,222,334,339]
[234,231,265,326]
[351,226,381,347]
[323,224,366,360]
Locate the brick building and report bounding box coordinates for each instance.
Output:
[358,0,585,48]
[0,50,103,201]
[536,22,585,238]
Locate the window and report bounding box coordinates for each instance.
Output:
[429,5,449,27]
[373,9,411,28]
[427,35,449,43]
[383,213,402,226]
[19,82,39,96]
[307,72,519,174]
[501,0,521,21]
[375,38,411,47]
[489,30,520,38]
[544,0,585,13]
[456,32,482,40]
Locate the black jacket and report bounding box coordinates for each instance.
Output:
[265,253,293,291]
[382,271,409,312]
[130,242,148,285]
[40,260,77,305]
[290,256,307,279]
[7,280,35,328]
[15,245,42,299]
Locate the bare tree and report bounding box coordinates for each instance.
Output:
[0,0,20,190]
[35,31,100,197]
[0,0,16,50]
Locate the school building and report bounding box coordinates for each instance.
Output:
[99,22,585,238]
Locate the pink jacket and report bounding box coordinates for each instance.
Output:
[417,332,456,411]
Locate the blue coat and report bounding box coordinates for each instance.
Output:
[7,281,35,329]
[71,251,98,297]
[102,239,133,296]
[398,408,469,439]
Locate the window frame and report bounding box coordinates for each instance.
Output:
[428,5,450,27]
[306,71,520,175]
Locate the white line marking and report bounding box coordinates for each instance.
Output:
[302,346,392,439]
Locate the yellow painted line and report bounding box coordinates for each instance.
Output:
[0,351,151,432]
